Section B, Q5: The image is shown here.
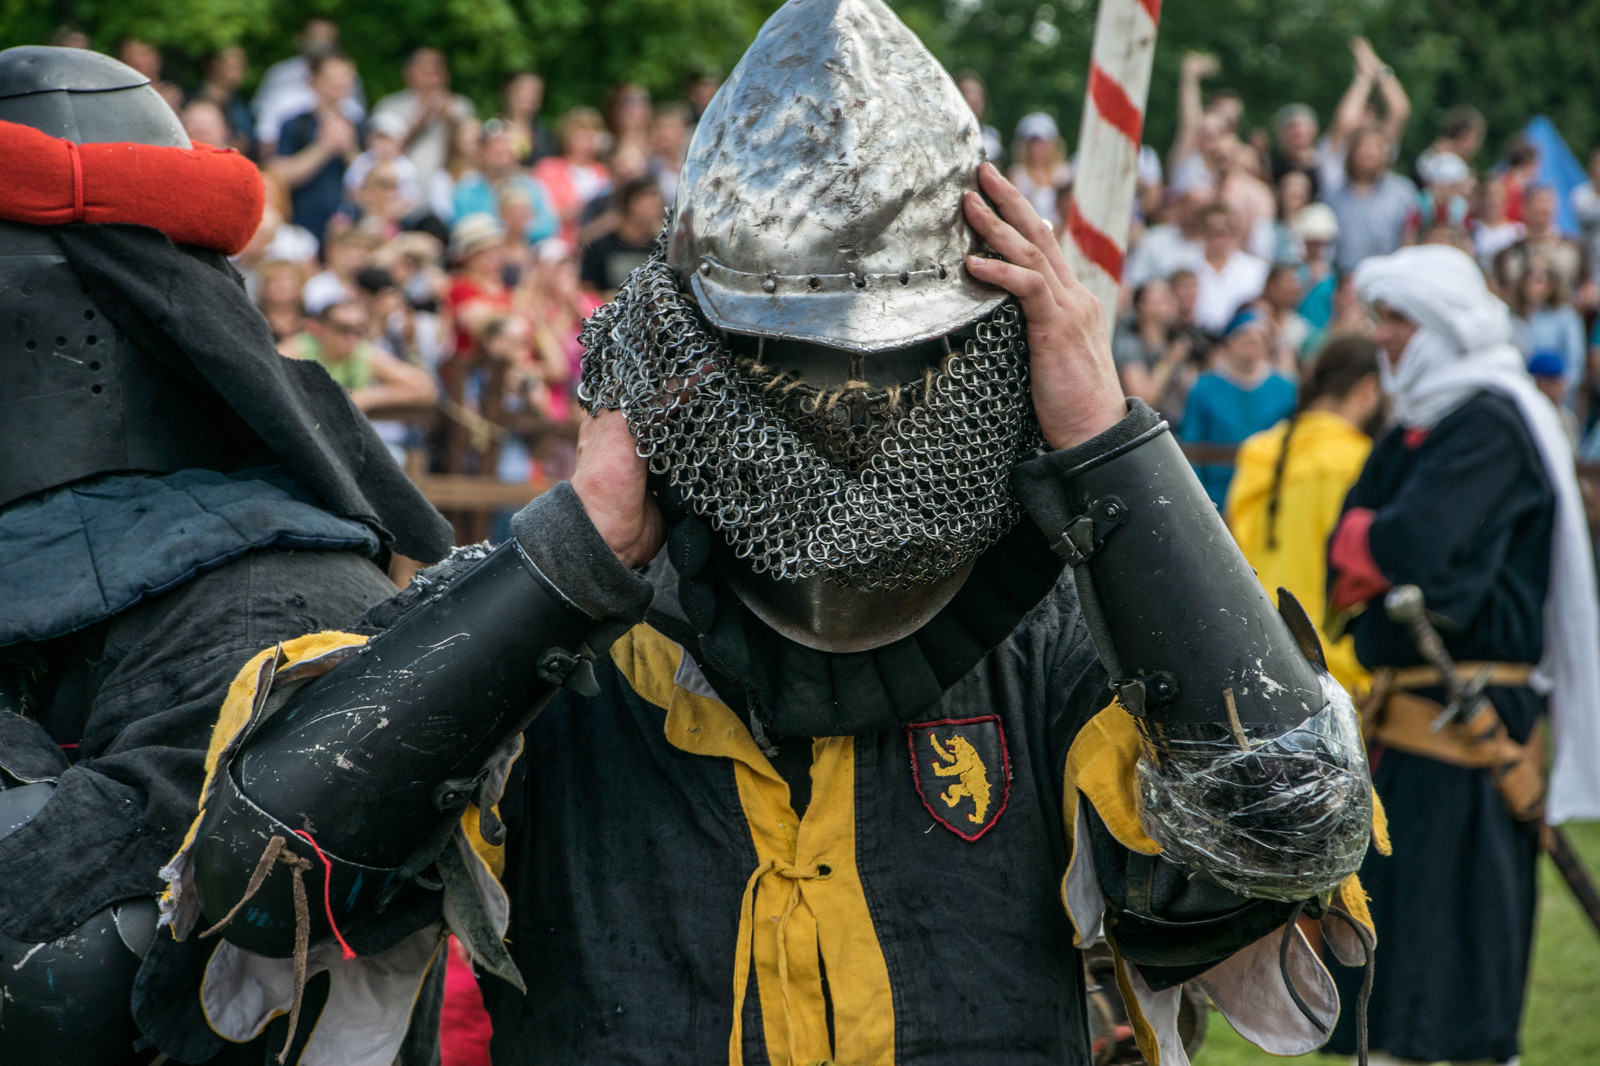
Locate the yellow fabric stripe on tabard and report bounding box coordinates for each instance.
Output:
[611,624,895,1066]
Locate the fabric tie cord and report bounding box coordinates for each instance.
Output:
[731,857,829,1066]
[291,828,359,962]
[0,119,264,254]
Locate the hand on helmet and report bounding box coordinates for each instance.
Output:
[571,409,665,569]
[964,163,1126,451]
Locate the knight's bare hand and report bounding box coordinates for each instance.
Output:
[571,409,664,569]
[963,163,1125,451]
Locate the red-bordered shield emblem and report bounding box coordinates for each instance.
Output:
[907,715,1010,841]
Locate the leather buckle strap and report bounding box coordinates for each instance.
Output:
[1370,691,1546,820]
[1374,692,1513,769]
[1054,495,1129,567]
[1385,662,1535,690]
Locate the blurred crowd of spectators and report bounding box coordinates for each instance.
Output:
[1024,38,1600,506]
[53,18,713,534]
[50,24,1600,519]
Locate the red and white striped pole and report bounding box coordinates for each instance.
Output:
[1065,0,1162,332]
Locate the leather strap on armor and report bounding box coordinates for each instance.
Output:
[1032,413,1324,733]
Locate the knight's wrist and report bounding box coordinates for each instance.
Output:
[511,482,654,624]
[1041,397,1128,452]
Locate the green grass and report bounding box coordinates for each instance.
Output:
[1194,821,1600,1066]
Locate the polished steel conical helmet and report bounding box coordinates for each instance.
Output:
[666,0,1002,354]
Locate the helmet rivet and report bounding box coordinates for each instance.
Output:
[698,259,712,276]
[807,276,821,291]
[762,275,777,293]
[899,271,910,285]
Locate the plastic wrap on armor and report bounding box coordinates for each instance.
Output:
[1135,672,1373,901]
[1044,417,1374,901]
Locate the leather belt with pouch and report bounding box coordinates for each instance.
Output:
[1361,663,1545,821]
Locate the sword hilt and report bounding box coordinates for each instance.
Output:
[1384,585,1489,730]
[1385,586,1458,689]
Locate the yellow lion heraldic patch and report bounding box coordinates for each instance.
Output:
[929,732,992,825]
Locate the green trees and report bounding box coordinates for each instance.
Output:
[2,0,1594,160]
[0,0,776,111]
[903,0,1600,163]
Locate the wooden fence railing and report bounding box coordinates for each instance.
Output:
[374,415,1600,584]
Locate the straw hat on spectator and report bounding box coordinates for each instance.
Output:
[449,213,507,262]
[375,231,444,270]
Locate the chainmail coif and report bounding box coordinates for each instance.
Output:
[578,246,1043,591]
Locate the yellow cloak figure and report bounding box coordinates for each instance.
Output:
[1226,409,1372,696]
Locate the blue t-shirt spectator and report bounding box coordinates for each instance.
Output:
[1179,370,1297,506]
[1297,271,1336,331]
[278,110,364,247]
[454,173,560,245]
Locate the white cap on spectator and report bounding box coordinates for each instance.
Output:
[449,213,507,260]
[370,111,409,141]
[1417,151,1470,187]
[533,237,577,265]
[1291,203,1339,243]
[1015,111,1059,142]
[303,273,355,316]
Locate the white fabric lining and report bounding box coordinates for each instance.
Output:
[199,923,443,1065]
[1198,923,1338,1056]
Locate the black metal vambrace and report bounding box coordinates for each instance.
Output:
[191,539,610,958]
[1048,419,1323,731]
[1019,403,1371,903]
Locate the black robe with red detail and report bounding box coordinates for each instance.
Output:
[1327,390,1553,1063]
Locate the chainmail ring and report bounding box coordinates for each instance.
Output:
[578,246,1042,590]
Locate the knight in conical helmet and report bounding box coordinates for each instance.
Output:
[165,3,1379,1064]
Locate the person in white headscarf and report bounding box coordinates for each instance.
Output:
[1320,244,1600,1066]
